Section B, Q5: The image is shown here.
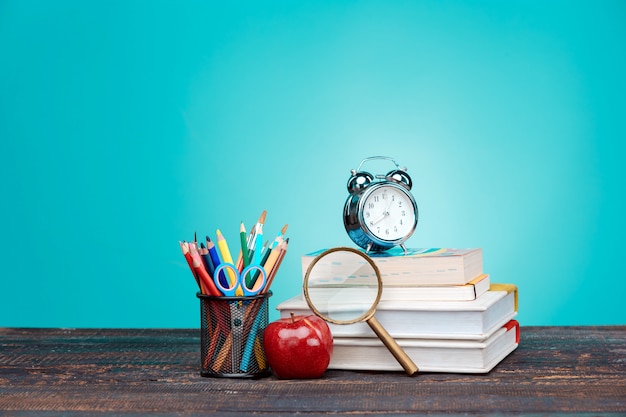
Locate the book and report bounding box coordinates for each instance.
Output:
[301,274,490,303]
[276,285,518,340]
[380,273,490,301]
[328,320,520,373]
[302,247,483,286]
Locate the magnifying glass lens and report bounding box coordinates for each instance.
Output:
[304,247,419,376]
[304,249,380,324]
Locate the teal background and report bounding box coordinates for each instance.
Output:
[1,0,624,327]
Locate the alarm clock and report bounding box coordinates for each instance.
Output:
[343,156,418,253]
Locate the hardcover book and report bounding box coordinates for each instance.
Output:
[276,285,518,339]
[302,247,483,286]
[328,320,520,373]
[379,273,490,301]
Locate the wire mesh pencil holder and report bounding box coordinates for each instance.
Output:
[197,292,272,378]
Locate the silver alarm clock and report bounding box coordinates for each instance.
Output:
[343,156,418,253]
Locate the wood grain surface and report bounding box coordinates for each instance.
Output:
[1,326,625,416]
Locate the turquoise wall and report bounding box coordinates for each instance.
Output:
[1,0,624,327]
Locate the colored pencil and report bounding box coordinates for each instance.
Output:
[240,299,268,372]
[262,238,288,294]
[215,230,234,265]
[216,229,239,294]
[180,241,202,292]
[270,224,288,249]
[248,240,271,288]
[239,221,249,270]
[187,242,209,294]
[190,245,221,296]
[199,242,215,279]
[181,214,287,298]
[213,332,232,372]
[205,236,225,286]
[260,239,282,280]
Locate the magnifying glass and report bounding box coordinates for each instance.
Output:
[303,247,418,376]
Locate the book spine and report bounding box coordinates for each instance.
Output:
[504,319,520,344]
[490,283,518,312]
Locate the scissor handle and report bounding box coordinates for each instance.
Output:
[213,263,238,296]
[214,263,266,297]
[241,264,266,296]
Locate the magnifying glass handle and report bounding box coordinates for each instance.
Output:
[367,316,419,376]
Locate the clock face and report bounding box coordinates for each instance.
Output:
[361,184,417,243]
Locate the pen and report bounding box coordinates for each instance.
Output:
[253,222,264,265]
[247,210,266,257]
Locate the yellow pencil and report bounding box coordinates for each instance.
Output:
[215,229,237,287]
[254,336,266,369]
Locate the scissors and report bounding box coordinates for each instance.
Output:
[213,263,267,297]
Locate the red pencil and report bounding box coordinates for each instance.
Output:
[190,244,221,296]
[180,241,203,292]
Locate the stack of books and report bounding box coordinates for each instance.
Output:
[276,248,519,373]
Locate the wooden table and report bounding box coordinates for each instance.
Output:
[1,326,624,416]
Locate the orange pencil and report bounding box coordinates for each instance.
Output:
[262,238,288,294]
[261,239,282,278]
[213,332,233,373]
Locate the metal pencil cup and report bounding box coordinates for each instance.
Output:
[197,292,272,378]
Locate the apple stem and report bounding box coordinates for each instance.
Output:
[290,312,295,323]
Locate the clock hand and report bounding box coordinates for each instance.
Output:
[370,194,396,226]
[374,195,396,224]
[370,211,389,225]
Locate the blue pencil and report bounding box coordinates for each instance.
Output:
[199,242,215,278]
[206,236,228,288]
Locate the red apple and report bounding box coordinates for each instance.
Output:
[263,313,333,379]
